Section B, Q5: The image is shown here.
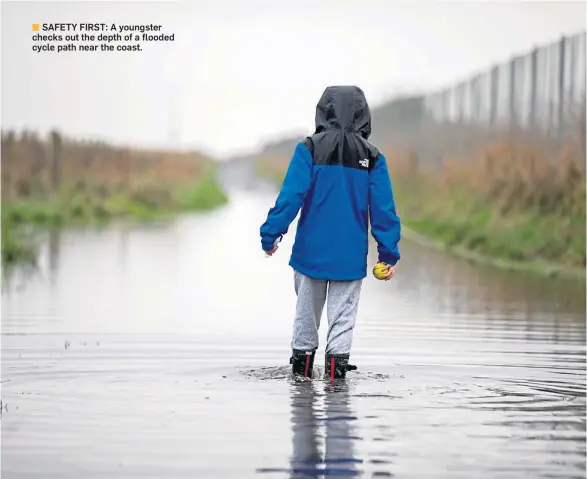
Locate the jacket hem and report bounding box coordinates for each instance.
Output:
[289,260,367,281]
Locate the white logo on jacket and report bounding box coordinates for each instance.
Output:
[359,158,369,168]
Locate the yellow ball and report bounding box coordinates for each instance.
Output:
[372,262,389,280]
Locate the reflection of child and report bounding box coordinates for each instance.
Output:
[260,86,401,379]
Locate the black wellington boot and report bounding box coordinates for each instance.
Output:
[324,354,357,380]
[290,349,316,378]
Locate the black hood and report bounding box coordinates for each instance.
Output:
[314,86,372,140]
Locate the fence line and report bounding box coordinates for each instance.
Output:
[424,32,586,135]
[375,31,587,166]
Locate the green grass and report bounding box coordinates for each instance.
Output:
[1,169,228,267]
[394,176,586,277]
[174,170,229,211]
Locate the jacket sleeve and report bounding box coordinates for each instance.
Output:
[368,153,401,265]
[260,142,313,251]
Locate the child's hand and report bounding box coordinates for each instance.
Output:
[264,235,283,257]
[381,264,395,280]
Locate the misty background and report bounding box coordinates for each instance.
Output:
[2,0,586,160]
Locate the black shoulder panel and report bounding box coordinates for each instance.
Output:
[309,132,339,167]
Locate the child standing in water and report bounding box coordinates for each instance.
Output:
[260,85,401,380]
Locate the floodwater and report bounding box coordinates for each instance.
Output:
[1,161,586,479]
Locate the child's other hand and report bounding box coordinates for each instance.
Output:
[264,235,282,256]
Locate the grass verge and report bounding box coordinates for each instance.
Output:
[1,169,228,266]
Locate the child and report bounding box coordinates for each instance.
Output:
[260,85,401,380]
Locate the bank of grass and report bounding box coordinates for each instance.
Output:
[256,142,586,278]
[390,143,585,278]
[1,130,228,266]
[2,171,228,265]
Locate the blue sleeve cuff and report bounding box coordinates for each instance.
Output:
[262,234,282,251]
[378,253,399,265]
[262,239,276,251]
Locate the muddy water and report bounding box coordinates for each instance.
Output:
[2,162,585,478]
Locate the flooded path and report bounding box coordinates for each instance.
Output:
[2,161,585,478]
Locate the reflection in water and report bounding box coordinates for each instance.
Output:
[287,380,365,478]
[386,237,585,319]
[48,228,61,290]
[118,224,130,272]
[288,381,322,477]
[321,381,363,477]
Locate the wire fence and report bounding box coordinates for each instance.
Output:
[377,31,587,166]
[426,31,586,134]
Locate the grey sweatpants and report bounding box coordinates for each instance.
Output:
[291,270,363,355]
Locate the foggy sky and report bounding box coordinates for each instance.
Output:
[2,0,586,159]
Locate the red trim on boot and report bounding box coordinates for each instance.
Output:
[330,357,335,381]
[304,354,311,377]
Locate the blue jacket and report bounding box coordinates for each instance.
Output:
[260,85,401,280]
